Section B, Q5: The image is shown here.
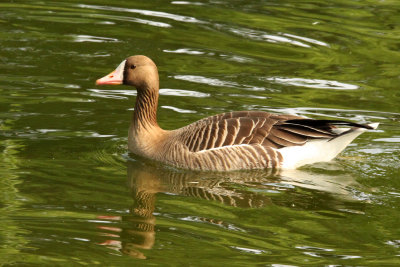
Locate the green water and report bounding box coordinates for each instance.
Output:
[1,0,400,265]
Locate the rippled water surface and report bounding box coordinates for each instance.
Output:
[1,0,400,265]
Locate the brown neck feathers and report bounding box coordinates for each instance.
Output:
[133,87,159,130]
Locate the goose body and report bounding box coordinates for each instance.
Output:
[96,55,378,171]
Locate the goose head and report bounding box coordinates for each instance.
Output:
[96,55,159,92]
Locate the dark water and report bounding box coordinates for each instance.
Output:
[1,0,400,265]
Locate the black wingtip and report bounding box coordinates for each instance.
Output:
[285,119,375,130]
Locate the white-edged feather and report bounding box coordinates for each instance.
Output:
[197,143,251,153]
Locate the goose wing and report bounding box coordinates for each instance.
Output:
[177,111,373,152]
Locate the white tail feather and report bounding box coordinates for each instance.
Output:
[279,123,379,169]
[368,122,379,129]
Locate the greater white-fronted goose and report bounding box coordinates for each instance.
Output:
[96,55,378,171]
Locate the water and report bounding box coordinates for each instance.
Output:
[1,0,400,265]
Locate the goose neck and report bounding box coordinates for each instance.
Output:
[133,87,160,130]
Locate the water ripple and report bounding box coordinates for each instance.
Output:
[163,48,253,63]
[171,1,204,5]
[217,24,328,48]
[69,34,119,43]
[161,105,196,114]
[174,75,238,88]
[282,33,330,47]
[90,13,171,28]
[265,77,359,90]
[1,128,115,140]
[159,88,210,98]
[78,4,203,24]
[173,75,265,91]
[373,137,400,143]
[131,17,171,28]
[163,48,205,55]
[230,246,267,255]
[87,89,135,100]
[228,94,267,99]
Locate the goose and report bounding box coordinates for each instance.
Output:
[96,55,378,171]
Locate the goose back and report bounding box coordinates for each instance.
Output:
[153,111,368,171]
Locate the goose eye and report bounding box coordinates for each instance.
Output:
[130,65,136,69]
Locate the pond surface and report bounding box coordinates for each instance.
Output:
[1,0,400,265]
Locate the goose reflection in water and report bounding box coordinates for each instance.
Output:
[97,158,367,259]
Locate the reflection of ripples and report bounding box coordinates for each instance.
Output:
[88,13,172,28]
[88,145,126,168]
[88,89,136,100]
[0,128,115,140]
[78,4,203,24]
[164,48,205,55]
[265,77,359,90]
[171,1,204,6]
[69,34,119,43]
[160,105,196,114]
[217,24,329,48]
[374,137,400,143]
[160,88,210,98]
[163,48,253,63]
[174,75,238,87]
[173,75,265,91]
